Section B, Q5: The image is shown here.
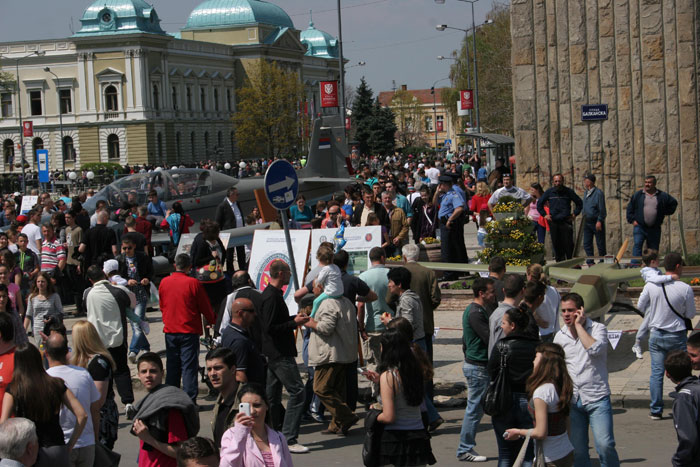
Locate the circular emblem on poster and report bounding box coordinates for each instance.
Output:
[319,235,327,243]
[256,253,291,298]
[365,233,373,242]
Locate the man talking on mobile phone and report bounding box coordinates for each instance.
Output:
[554,292,620,467]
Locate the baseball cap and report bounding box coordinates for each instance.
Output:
[15,215,27,224]
[103,259,119,275]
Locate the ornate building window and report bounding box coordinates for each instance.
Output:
[152,84,160,111]
[1,93,12,117]
[213,88,219,111]
[3,139,15,166]
[186,86,192,111]
[29,91,42,116]
[59,89,72,114]
[105,85,118,111]
[62,136,75,161]
[200,88,206,111]
[172,86,178,111]
[107,134,120,160]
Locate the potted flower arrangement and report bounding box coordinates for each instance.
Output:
[478,197,544,266]
[419,236,442,262]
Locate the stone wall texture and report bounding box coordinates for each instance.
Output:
[511,0,700,253]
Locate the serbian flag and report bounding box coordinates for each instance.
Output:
[319,137,331,149]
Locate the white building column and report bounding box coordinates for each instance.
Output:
[77,53,88,113]
[161,53,169,110]
[133,49,145,110]
[125,50,134,110]
[86,53,96,111]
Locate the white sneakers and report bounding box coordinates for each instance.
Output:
[287,443,310,454]
[125,403,137,420]
[458,450,487,462]
[128,351,138,364]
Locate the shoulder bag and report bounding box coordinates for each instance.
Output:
[362,408,384,467]
[661,283,693,332]
[482,340,512,417]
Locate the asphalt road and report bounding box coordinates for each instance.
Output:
[114,398,679,466]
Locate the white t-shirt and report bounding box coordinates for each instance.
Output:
[425,167,440,185]
[539,285,560,336]
[532,383,574,462]
[47,364,100,448]
[316,264,343,297]
[22,222,42,255]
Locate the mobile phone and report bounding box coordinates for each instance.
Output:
[239,402,251,416]
[502,431,509,439]
[357,367,367,375]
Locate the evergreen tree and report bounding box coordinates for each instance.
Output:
[351,77,375,155]
[368,100,396,155]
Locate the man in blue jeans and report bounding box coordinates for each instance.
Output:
[636,252,696,419]
[457,277,495,462]
[260,260,311,454]
[158,254,216,403]
[554,292,620,467]
[626,175,677,263]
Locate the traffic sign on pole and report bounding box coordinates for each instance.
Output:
[36,149,49,183]
[264,160,299,210]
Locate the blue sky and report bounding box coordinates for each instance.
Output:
[0,0,495,95]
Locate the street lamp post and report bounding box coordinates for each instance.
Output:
[437,54,472,128]
[336,0,346,137]
[44,67,65,173]
[1,50,45,193]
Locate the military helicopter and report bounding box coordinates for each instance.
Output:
[419,240,646,321]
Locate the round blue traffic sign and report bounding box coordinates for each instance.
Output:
[264,160,299,210]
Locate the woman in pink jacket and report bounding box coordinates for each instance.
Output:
[219,384,294,467]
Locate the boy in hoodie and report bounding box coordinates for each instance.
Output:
[664,350,700,466]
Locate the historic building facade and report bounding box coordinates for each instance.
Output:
[510,0,700,251]
[0,0,341,172]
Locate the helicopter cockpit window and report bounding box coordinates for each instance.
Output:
[169,171,212,197]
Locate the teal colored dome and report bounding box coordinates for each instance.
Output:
[75,0,166,36]
[184,0,294,30]
[300,19,338,59]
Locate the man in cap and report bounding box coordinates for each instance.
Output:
[436,175,468,278]
[582,173,607,265]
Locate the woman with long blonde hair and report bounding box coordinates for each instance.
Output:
[504,342,574,466]
[71,320,119,449]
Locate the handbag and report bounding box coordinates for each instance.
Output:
[94,442,121,467]
[482,340,511,417]
[661,283,693,332]
[362,408,385,467]
[513,429,545,467]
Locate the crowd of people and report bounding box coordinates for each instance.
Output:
[0,148,694,467]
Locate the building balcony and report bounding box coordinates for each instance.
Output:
[104,111,120,120]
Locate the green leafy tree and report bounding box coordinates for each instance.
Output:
[0,70,15,120]
[351,78,376,155]
[233,60,303,158]
[390,89,427,149]
[445,2,512,134]
[367,100,396,155]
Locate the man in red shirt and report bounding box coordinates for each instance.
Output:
[158,254,216,403]
[0,312,16,402]
[135,206,153,255]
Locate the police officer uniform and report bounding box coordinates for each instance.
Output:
[438,175,468,278]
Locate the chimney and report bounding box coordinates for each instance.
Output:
[401,84,407,91]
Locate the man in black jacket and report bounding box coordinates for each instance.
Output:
[350,186,389,228]
[259,260,310,454]
[664,350,700,466]
[214,187,247,272]
[537,174,583,262]
[626,175,678,262]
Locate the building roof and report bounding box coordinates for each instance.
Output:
[184,0,294,30]
[377,88,448,107]
[300,17,338,59]
[75,0,166,37]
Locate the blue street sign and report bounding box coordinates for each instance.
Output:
[581,104,608,121]
[264,160,299,210]
[36,149,49,183]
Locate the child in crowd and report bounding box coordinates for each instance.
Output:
[309,245,344,318]
[476,208,492,248]
[102,259,150,335]
[314,200,327,218]
[632,249,675,358]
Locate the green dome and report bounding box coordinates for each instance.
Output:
[184,0,294,30]
[75,0,166,36]
[300,19,338,59]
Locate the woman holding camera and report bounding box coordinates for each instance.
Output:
[219,383,293,467]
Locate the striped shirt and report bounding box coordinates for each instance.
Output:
[40,238,66,272]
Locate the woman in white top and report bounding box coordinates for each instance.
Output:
[504,342,574,467]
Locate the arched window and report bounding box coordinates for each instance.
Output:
[105,85,118,111]
[152,84,160,110]
[157,132,163,162]
[204,132,209,152]
[172,86,178,111]
[32,138,44,158]
[107,134,120,160]
[190,132,196,158]
[62,136,75,161]
[217,131,223,148]
[200,88,206,111]
[2,139,14,166]
[176,132,181,159]
[214,88,219,111]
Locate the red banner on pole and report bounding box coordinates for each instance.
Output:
[460,90,474,110]
[23,121,33,137]
[320,81,338,108]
